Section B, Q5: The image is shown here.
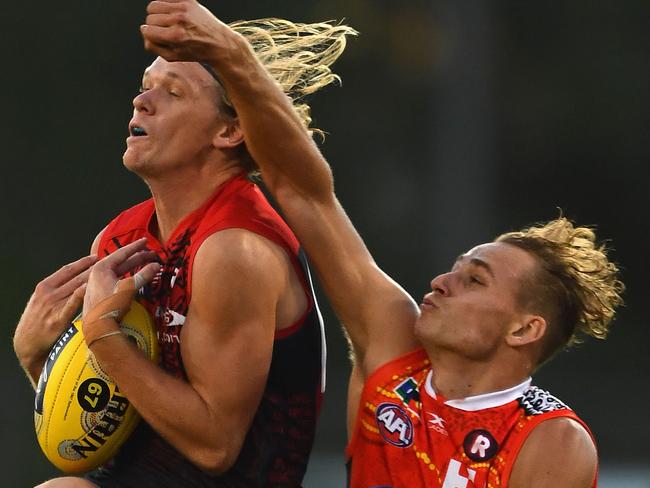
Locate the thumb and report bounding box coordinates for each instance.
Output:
[133,262,162,290]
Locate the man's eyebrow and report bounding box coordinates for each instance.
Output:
[454,254,495,278]
[142,69,189,85]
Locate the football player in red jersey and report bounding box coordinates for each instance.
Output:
[13,4,357,487]
[129,1,625,487]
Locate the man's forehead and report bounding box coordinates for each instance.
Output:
[458,243,499,262]
[459,242,537,276]
[143,58,213,86]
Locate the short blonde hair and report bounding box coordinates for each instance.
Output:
[230,18,358,137]
[496,217,624,363]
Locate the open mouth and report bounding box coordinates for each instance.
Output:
[130,125,148,137]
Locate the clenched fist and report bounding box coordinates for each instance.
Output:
[141,0,242,64]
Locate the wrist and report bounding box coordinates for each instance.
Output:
[16,351,47,387]
[13,339,45,369]
[205,31,254,77]
[87,330,124,349]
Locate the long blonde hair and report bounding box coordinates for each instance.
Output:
[230,18,358,136]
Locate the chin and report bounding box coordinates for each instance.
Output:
[123,152,149,175]
[123,149,138,169]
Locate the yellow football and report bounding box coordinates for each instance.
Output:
[34,300,158,473]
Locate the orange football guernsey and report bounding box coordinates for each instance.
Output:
[346,348,597,488]
[89,173,325,487]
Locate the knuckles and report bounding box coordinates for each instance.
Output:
[169,26,186,42]
[173,12,189,25]
[147,0,190,15]
[34,281,49,296]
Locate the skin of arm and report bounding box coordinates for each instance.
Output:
[84,229,288,474]
[140,0,421,381]
[508,418,598,488]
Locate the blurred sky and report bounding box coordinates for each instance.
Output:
[0,0,648,485]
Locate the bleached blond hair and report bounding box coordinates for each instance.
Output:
[229,18,358,136]
[496,217,624,364]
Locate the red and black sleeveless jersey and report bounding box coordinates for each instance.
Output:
[89,173,325,487]
[346,348,597,488]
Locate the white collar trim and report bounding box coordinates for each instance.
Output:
[424,370,532,411]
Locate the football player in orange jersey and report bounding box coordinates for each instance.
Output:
[137,1,625,487]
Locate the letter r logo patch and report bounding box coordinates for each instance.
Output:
[463,429,499,461]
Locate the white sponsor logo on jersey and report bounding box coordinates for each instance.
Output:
[426,412,448,435]
[442,459,476,488]
[156,306,186,327]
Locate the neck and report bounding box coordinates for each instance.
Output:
[146,164,244,243]
[425,348,533,401]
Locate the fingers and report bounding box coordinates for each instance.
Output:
[97,238,149,270]
[114,262,161,293]
[133,262,162,290]
[145,13,181,28]
[51,265,93,302]
[141,24,183,46]
[58,284,87,324]
[43,255,98,288]
[115,250,159,277]
[147,0,188,15]
[141,27,184,61]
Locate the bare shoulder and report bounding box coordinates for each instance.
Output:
[182,228,289,349]
[191,228,290,302]
[194,228,289,273]
[90,226,107,255]
[509,417,597,488]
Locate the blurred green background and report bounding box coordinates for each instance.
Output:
[1,1,648,485]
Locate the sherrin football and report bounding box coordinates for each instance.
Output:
[34,300,158,473]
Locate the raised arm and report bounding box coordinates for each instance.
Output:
[140,0,420,376]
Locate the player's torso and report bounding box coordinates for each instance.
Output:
[99,204,198,378]
[348,349,586,488]
[95,175,326,486]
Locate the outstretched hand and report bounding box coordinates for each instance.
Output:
[141,0,233,63]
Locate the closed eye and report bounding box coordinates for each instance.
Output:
[470,276,484,285]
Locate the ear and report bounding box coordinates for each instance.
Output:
[212,118,244,149]
[505,315,547,347]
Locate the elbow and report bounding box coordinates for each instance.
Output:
[190,445,239,476]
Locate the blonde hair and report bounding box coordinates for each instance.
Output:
[229,18,358,137]
[496,217,624,362]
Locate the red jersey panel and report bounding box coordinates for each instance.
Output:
[91,173,325,487]
[346,348,597,488]
[97,173,303,377]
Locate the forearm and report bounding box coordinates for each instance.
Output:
[90,333,241,473]
[205,34,335,201]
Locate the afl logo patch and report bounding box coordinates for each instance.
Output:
[376,403,414,448]
[463,429,499,461]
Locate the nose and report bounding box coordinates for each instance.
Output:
[430,273,450,296]
[133,90,154,114]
